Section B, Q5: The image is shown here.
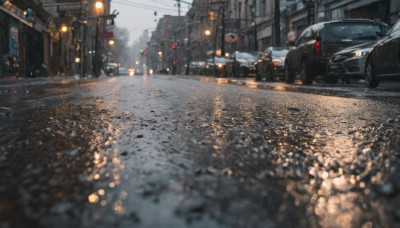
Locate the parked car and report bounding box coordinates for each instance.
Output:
[117,67,129,75]
[205,56,229,77]
[364,18,400,88]
[255,47,289,82]
[106,63,118,76]
[284,19,389,84]
[327,24,389,83]
[224,51,258,77]
[134,68,143,75]
[191,61,206,75]
[326,42,375,83]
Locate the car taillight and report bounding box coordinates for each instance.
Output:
[313,41,321,55]
[272,59,281,67]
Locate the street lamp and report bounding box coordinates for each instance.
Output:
[59,25,68,74]
[108,39,115,46]
[61,25,68,32]
[95,1,103,9]
[205,29,211,37]
[94,1,104,77]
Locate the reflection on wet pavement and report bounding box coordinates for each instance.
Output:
[0,76,399,227]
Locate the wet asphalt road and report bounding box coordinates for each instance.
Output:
[1,75,400,228]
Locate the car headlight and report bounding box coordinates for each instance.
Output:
[353,50,367,57]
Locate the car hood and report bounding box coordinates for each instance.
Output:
[333,41,376,56]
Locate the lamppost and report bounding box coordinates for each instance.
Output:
[59,25,68,75]
[186,15,194,75]
[205,29,211,37]
[107,39,114,64]
[204,29,213,75]
[94,1,103,77]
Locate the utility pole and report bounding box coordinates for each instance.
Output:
[274,0,281,46]
[177,0,181,16]
[253,0,258,51]
[186,15,193,75]
[220,7,225,56]
[314,0,319,24]
[94,17,100,77]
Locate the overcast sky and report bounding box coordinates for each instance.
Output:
[111,0,192,45]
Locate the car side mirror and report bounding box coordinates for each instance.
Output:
[376,31,385,37]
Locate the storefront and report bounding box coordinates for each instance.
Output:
[0,1,45,77]
[326,0,391,25]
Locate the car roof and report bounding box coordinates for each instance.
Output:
[310,19,387,28]
[265,47,288,52]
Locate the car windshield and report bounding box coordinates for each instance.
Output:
[237,52,258,60]
[215,57,228,63]
[271,50,289,58]
[323,23,387,42]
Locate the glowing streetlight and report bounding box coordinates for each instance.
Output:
[61,25,68,32]
[75,57,81,63]
[205,29,211,36]
[95,1,103,9]
[108,39,115,46]
[158,51,162,57]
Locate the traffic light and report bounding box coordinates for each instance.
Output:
[209,11,214,21]
[140,48,147,56]
[107,18,114,25]
[172,43,177,49]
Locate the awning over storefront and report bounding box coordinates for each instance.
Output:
[348,0,380,10]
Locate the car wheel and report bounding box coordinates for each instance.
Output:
[255,68,261,81]
[301,61,313,85]
[365,58,380,88]
[241,67,249,77]
[285,63,295,83]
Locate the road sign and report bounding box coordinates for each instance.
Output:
[287,30,298,42]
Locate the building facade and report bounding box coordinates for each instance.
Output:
[0,0,113,78]
[0,0,52,77]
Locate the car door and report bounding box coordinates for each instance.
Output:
[292,28,311,73]
[387,22,400,75]
[373,20,400,76]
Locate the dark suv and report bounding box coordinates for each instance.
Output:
[284,19,389,84]
[365,18,400,87]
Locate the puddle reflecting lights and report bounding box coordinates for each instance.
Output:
[98,189,105,196]
[88,194,99,203]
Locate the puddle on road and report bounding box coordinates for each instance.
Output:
[169,88,400,228]
[1,76,399,228]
